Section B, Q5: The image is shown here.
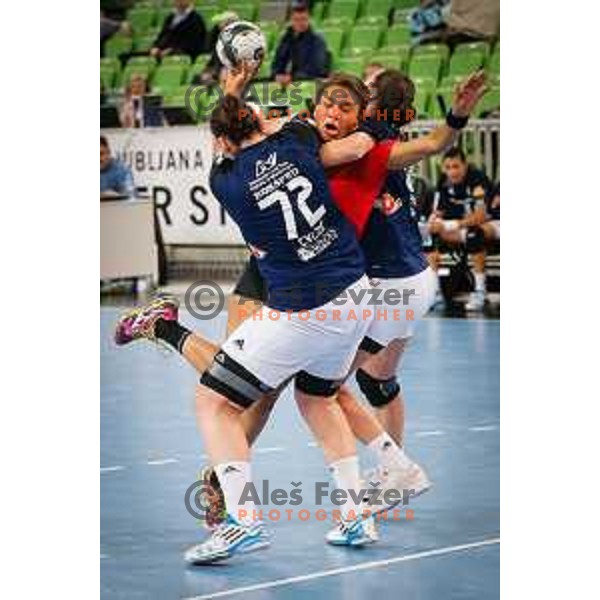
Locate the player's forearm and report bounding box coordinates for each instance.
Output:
[387,125,458,170]
[319,132,375,167]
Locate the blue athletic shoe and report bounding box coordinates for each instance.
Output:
[325,515,378,547]
[184,515,271,565]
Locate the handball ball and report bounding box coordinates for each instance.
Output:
[216,21,267,70]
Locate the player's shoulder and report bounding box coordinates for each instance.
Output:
[210,154,236,188]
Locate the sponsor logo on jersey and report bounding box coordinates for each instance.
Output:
[255,152,277,178]
[233,339,245,350]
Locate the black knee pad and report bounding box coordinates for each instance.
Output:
[295,371,342,397]
[465,227,486,252]
[355,369,400,408]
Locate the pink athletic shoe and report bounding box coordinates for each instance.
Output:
[114,296,179,345]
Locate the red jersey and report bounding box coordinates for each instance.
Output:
[326,140,395,239]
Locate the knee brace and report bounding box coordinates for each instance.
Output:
[465,226,486,253]
[355,369,400,408]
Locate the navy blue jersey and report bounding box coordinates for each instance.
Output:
[361,126,429,279]
[435,166,491,220]
[210,118,365,311]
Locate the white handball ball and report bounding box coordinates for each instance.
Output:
[216,21,267,70]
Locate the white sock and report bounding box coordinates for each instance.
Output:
[328,455,364,520]
[474,272,486,293]
[367,432,411,472]
[214,461,257,525]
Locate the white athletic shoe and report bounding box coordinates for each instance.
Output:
[364,461,432,514]
[325,515,378,547]
[184,515,270,565]
[465,290,486,311]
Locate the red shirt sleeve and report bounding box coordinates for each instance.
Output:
[327,140,395,239]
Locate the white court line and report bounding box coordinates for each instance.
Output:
[414,430,445,437]
[469,425,499,432]
[147,458,180,466]
[182,537,500,600]
[100,465,125,473]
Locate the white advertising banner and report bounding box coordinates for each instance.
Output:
[102,125,244,246]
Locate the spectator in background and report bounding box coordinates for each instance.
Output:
[426,147,493,311]
[100,136,136,199]
[150,0,206,61]
[272,4,330,85]
[119,73,164,128]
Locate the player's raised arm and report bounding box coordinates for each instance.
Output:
[387,71,488,170]
[319,131,376,167]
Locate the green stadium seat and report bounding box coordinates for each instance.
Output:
[367,51,403,70]
[152,64,187,95]
[318,28,346,57]
[319,16,353,31]
[155,7,173,27]
[430,84,454,118]
[356,15,387,29]
[126,56,156,70]
[134,34,158,53]
[296,80,317,103]
[128,7,156,34]
[101,57,120,71]
[161,54,192,66]
[411,43,450,63]
[344,25,383,55]
[334,56,366,77]
[383,23,411,47]
[186,62,204,83]
[194,54,211,69]
[324,0,360,23]
[476,86,500,117]
[193,85,222,122]
[408,54,443,84]
[446,42,488,79]
[100,65,117,92]
[392,0,419,8]
[163,85,190,108]
[257,21,279,51]
[105,33,133,58]
[360,0,393,21]
[411,76,436,118]
[256,54,273,79]
[488,44,499,74]
[198,6,224,25]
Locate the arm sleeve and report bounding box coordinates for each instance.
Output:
[357,117,395,142]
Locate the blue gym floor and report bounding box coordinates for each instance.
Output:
[101,307,499,600]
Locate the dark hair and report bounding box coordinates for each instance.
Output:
[371,69,415,130]
[316,72,370,115]
[210,95,261,146]
[443,146,466,162]
[291,2,310,14]
[100,135,108,148]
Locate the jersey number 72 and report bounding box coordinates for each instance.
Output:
[257,176,325,240]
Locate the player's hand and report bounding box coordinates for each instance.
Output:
[451,70,488,118]
[224,61,256,97]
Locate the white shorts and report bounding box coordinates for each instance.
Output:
[488,220,500,240]
[364,267,437,346]
[220,275,374,390]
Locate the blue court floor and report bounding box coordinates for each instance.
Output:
[101,307,499,600]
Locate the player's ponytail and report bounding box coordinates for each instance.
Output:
[210,95,260,146]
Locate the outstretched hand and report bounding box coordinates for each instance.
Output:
[451,70,488,118]
[223,61,258,97]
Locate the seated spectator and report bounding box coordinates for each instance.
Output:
[100,136,136,199]
[119,73,164,128]
[192,11,239,85]
[272,4,330,85]
[426,147,493,311]
[150,0,206,61]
